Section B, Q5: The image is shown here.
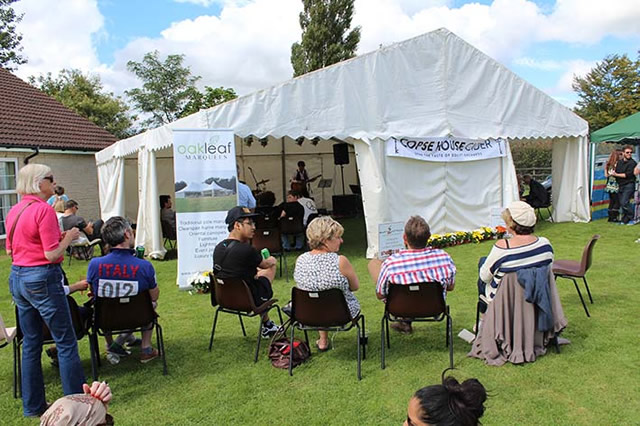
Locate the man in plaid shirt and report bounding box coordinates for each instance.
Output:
[369,216,456,334]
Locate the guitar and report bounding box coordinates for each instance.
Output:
[291,174,322,194]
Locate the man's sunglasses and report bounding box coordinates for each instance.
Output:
[42,176,54,182]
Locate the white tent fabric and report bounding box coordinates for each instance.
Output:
[96,28,589,258]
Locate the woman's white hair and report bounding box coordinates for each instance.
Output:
[16,163,51,195]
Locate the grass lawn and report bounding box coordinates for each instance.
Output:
[0,217,639,425]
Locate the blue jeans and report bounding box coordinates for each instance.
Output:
[9,264,85,416]
[618,183,635,223]
[281,233,305,250]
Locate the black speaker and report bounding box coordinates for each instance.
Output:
[333,144,349,165]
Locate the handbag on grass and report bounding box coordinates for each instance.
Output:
[268,319,311,369]
[605,176,619,193]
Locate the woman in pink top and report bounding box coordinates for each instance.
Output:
[5,164,85,417]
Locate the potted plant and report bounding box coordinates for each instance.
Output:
[188,271,211,293]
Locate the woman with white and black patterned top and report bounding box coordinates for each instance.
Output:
[293,216,360,351]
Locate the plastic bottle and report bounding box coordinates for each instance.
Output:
[261,248,270,259]
[106,352,120,365]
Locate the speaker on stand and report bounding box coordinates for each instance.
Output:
[333,143,349,195]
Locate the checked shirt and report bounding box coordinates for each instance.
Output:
[376,247,456,297]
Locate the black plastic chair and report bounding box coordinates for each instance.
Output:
[381,282,453,370]
[89,291,167,380]
[251,228,288,282]
[161,219,177,249]
[289,287,366,380]
[13,296,89,398]
[552,234,600,317]
[280,213,305,250]
[208,275,283,363]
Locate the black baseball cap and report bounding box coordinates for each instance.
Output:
[225,206,259,226]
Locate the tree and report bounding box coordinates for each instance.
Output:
[180,85,237,118]
[29,69,135,139]
[290,0,361,77]
[126,50,201,128]
[572,54,640,131]
[0,0,26,70]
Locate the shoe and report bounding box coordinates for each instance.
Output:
[124,335,142,347]
[45,347,59,368]
[315,340,330,352]
[107,342,131,357]
[261,320,280,338]
[390,321,413,334]
[140,348,159,363]
[635,238,640,243]
[626,220,636,226]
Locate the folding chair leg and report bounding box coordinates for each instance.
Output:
[157,323,168,375]
[571,277,590,317]
[89,332,99,381]
[13,340,18,399]
[303,330,309,346]
[547,207,554,222]
[380,316,386,370]
[254,315,264,363]
[447,314,454,369]
[385,317,391,349]
[583,277,593,304]
[275,305,284,326]
[238,314,247,337]
[209,309,220,351]
[360,316,366,360]
[289,324,295,377]
[356,324,362,381]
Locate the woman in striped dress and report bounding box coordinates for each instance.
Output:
[477,201,554,315]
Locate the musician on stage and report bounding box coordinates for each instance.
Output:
[292,160,315,198]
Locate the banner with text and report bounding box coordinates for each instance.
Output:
[173,129,237,289]
[386,137,507,162]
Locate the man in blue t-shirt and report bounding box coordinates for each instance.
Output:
[87,217,160,363]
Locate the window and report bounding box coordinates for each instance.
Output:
[0,159,19,238]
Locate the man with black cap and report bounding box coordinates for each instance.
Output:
[213,206,280,337]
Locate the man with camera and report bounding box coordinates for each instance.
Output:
[61,200,103,245]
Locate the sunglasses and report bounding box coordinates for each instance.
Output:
[42,176,54,182]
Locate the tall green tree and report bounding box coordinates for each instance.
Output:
[180,85,237,118]
[126,50,201,128]
[29,69,135,139]
[573,53,640,131]
[0,0,26,70]
[290,0,361,77]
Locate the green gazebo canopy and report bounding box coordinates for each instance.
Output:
[591,111,640,143]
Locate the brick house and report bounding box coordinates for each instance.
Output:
[0,67,117,239]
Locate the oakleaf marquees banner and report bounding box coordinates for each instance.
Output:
[173,129,237,289]
[386,137,507,162]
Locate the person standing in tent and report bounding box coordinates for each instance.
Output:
[612,145,637,225]
[291,160,319,198]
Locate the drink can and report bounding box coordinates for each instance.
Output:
[261,248,270,259]
[135,245,145,259]
[106,352,120,365]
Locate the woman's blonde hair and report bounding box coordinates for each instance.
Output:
[501,209,535,235]
[53,198,65,213]
[16,163,51,195]
[306,216,344,250]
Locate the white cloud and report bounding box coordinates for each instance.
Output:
[554,59,597,93]
[12,0,104,80]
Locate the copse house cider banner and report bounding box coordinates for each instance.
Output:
[172,129,237,289]
[386,136,507,162]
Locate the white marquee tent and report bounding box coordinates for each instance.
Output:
[96,28,590,259]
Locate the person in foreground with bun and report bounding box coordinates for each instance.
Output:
[40,381,113,425]
[404,375,487,426]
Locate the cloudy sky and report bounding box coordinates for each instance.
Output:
[10,0,640,108]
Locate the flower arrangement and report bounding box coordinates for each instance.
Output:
[188,271,212,293]
[428,226,507,249]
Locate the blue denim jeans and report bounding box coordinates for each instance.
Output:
[281,233,305,250]
[9,264,85,416]
[618,183,635,223]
